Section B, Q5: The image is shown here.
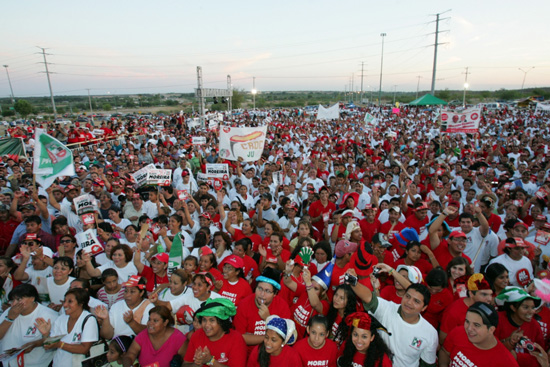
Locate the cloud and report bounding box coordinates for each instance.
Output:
[223,52,272,73]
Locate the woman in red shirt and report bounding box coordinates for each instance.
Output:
[337,312,393,367]
[393,241,438,279]
[294,315,339,367]
[218,255,252,307]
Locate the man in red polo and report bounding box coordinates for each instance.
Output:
[404,202,430,238]
[433,230,472,270]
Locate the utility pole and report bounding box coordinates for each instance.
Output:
[519,67,535,96]
[350,73,354,102]
[227,75,232,112]
[430,10,451,95]
[462,67,470,107]
[86,89,93,120]
[416,76,422,99]
[3,65,15,104]
[360,62,365,105]
[393,85,398,105]
[37,47,57,117]
[378,33,386,107]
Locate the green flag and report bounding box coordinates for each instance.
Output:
[0,138,27,162]
[33,129,75,188]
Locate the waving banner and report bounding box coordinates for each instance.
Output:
[218,126,267,162]
[440,108,481,133]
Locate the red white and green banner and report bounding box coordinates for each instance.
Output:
[33,129,75,188]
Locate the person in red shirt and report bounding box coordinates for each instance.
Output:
[294,315,339,367]
[422,268,454,330]
[329,240,357,301]
[358,204,381,243]
[226,218,263,254]
[404,201,430,238]
[439,273,493,346]
[232,238,260,282]
[393,241,437,279]
[309,187,336,235]
[198,246,223,282]
[336,312,393,367]
[218,255,252,307]
[479,195,503,233]
[379,207,406,265]
[183,298,248,367]
[246,315,302,367]
[439,302,519,367]
[134,251,169,293]
[0,204,20,256]
[233,268,291,352]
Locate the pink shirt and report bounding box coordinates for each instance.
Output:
[135,328,186,367]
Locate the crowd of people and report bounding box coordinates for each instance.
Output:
[0,104,550,367]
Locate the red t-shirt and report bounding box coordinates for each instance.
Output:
[219,278,252,307]
[233,229,263,253]
[184,328,247,367]
[0,219,20,255]
[247,343,302,367]
[233,293,291,350]
[291,285,330,338]
[535,306,550,350]
[422,287,454,329]
[379,286,402,304]
[308,200,336,234]
[260,235,290,252]
[138,265,169,293]
[487,213,503,233]
[444,326,518,367]
[337,344,392,367]
[329,262,350,300]
[359,218,381,243]
[404,214,429,238]
[440,298,470,335]
[432,241,472,270]
[294,337,339,367]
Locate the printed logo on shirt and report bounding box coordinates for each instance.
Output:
[73,332,82,342]
[450,351,477,367]
[307,360,329,367]
[516,268,531,287]
[219,353,228,363]
[409,337,423,349]
[254,320,266,335]
[25,325,38,337]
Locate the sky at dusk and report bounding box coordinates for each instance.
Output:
[1,0,549,98]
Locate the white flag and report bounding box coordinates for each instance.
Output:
[33,129,75,188]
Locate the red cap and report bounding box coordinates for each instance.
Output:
[200,212,212,221]
[535,215,547,222]
[449,230,467,239]
[152,252,169,264]
[513,221,529,230]
[93,178,105,186]
[199,246,213,257]
[363,204,374,211]
[221,255,244,269]
[66,184,78,191]
[447,200,461,208]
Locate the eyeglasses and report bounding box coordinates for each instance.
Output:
[60,239,73,244]
[23,241,36,246]
[256,286,274,295]
[452,238,468,243]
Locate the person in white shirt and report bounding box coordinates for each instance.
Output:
[489,238,534,287]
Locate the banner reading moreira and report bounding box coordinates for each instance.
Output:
[218,126,267,162]
[440,108,481,133]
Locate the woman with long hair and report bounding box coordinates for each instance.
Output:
[261,221,291,251]
[226,218,263,253]
[326,284,359,345]
[0,256,19,311]
[247,315,301,367]
[446,257,473,299]
[484,263,509,299]
[213,231,232,264]
[289,220,316,251]
[337,312,393,367]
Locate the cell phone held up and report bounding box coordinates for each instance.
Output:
[344,273,358,286]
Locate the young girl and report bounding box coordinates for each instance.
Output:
[337,312,393,367]
[294,315,339,367]
[106,335,134,366]
[182,255,198,277]
[96,268,124,309]
[289,220,317,250]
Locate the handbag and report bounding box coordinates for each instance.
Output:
[67,314,109,367]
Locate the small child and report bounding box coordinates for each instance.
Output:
[106,335,133,367]
[182,255,198,277]
[96,268,125,309]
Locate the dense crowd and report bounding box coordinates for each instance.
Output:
[0,104,550,367]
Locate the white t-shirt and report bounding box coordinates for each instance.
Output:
[98,262,138,284]
[489,254,534,287]
[170,292,222,326]
[51,310,99,367]
[0,304,59,367]
[371,296,438,367]
[46,277,75,305]
[108,299,154,337]
[25,267,52,303]
[462,227,487,273]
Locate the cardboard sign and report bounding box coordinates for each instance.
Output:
[146,169,172,186]
[81,213,95,225]
[76,229,101,250]
[535,230,550,246]
[205,164,229,180]
[192,136,207,145]
[213,178,223,191]
[73,194,97,216]
[272,171,284,188]
[177,190,189,201]
[536,188,549,200]
[218,126,267,162]
[132,163,156,188]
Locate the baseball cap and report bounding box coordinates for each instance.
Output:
[395,228,420,247]
[21,203,36,211]
[449,230,467,239]
[335,240,358,258]
[468,302,499,328]
[503,237,528,248]
[289,202,299,211]
[200,212,212,221]
[372,233,391,248]
[41,247,54,259]
[342,209,355,218]
[389,206,401,214]
[396,265,423,284]
[152,252,169,264]
[221,255,244,270]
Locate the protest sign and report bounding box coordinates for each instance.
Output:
[132,164,156,188]
[73,194,97,216]
[192,136,207,145]
[146,169,172,186]
[205,164,229,180]
[76,229,102,252]
[81,213,95,225]
[440,108,481,133]
[177,190,189,201]
[218,126,267,162]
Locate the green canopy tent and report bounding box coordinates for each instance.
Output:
[408,93,448,106]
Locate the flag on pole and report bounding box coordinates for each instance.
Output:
[364,112,378,126]
[33,128,75,188]
[0,138,27,162]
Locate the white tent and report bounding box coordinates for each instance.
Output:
[317,103,340,120]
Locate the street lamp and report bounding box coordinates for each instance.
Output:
[463,83,469,107]
[251,76,257,110]
[3,65,15,104]
[519,67,535,96]
[378,33,386,108]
